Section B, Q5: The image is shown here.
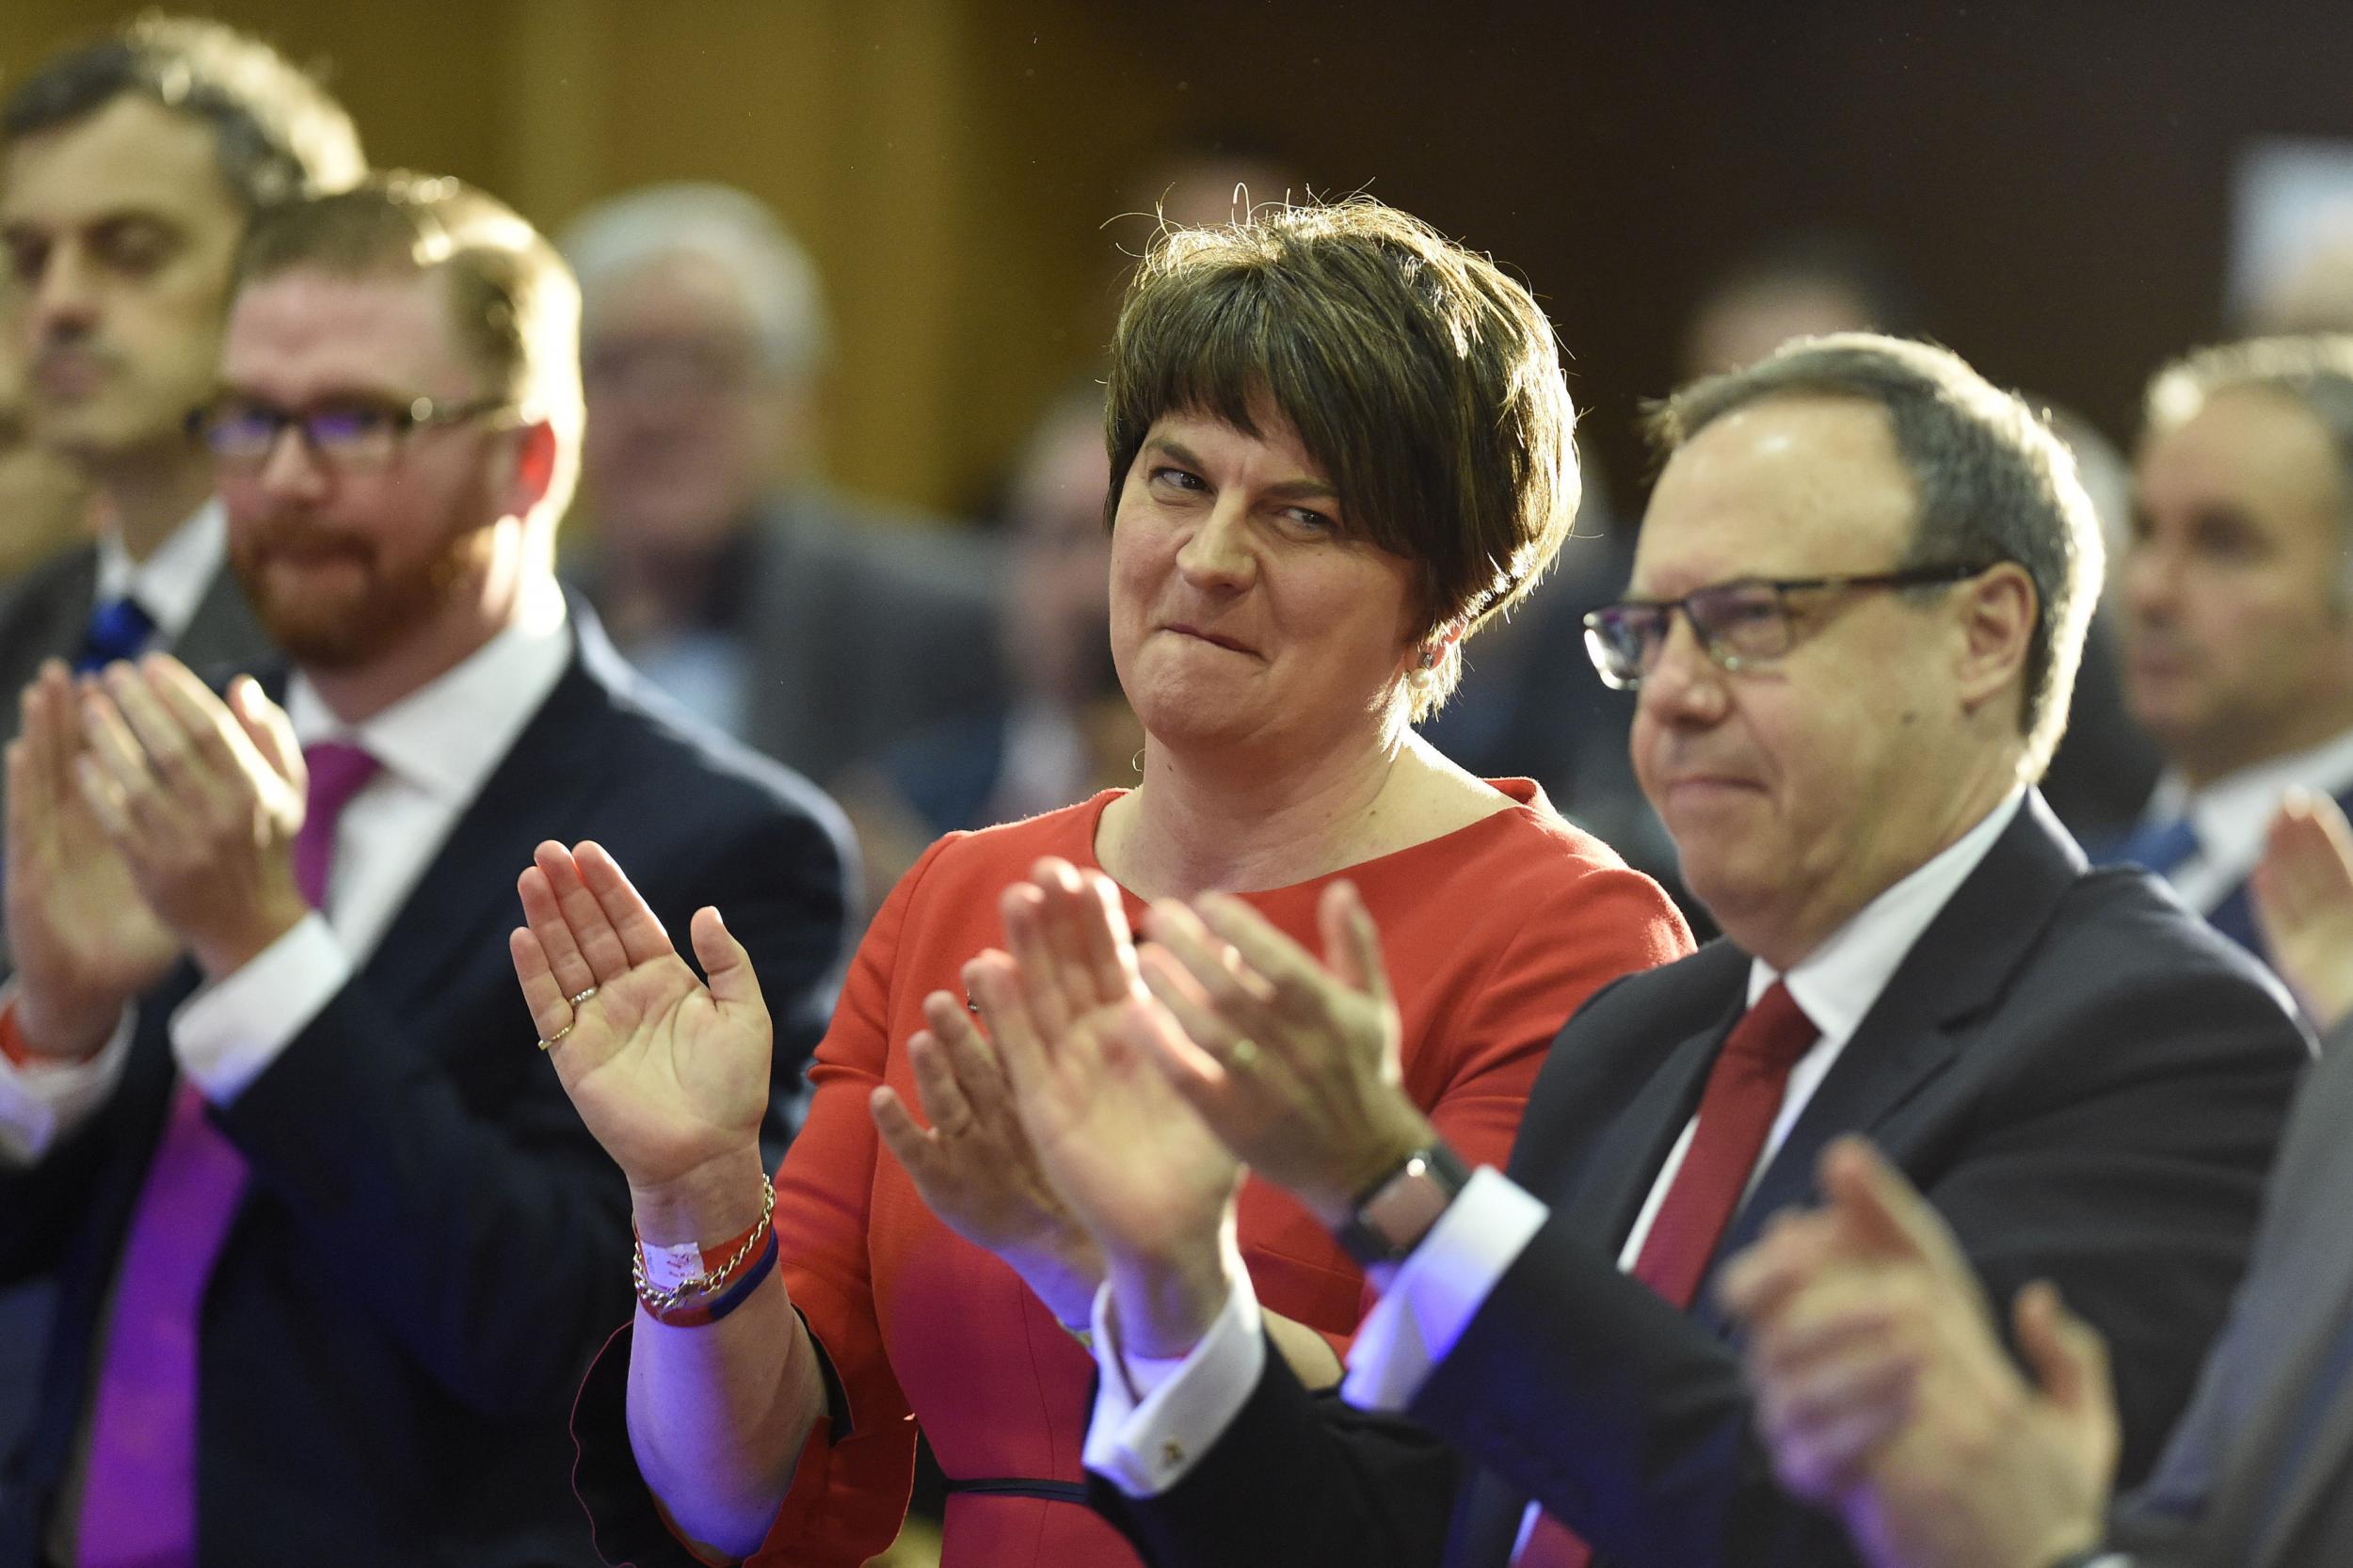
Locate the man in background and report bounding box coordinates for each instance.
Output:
[0,15,362,716]
[559,182,1004,787]
[2105,336,2353,963]
[0,172,850,1567]
[0,12,365,1513]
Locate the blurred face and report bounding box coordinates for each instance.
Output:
[1109,407,1422,761]
[2123,389,2353,785]
[0,307,91,573]
[2,94,245,466]
[218,268,524,669]
[1682,280,1876,380]
[1006,408,1115,702]
[579,250,788,555]
[1629,397,1978,962]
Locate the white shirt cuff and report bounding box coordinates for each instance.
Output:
[169,913,352,1102]
[1080,1261,1266,1497]
[1341,1165,1549,1413]
[0,988,136,1165]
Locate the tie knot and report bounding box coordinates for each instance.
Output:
[2121,814,2202,879]
[300,742,380,821]
[78,596,157,673]
[1725,981,1818,1074]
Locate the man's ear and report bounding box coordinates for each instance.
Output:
[1955,562,2037,713]
[506,419,558,516]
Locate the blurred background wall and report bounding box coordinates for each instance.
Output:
[7,0,2353,520]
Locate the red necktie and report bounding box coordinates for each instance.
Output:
[74,742,378,1566]
[1515,981,1820,1568]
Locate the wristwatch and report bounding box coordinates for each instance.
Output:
[1336,1142,1472,1266]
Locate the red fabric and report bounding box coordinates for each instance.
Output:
[754,784,1692,1567]
[0,1001,27,1069]
[1523,981,1818,1568]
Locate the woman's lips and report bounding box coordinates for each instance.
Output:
[1162,622,1257,656]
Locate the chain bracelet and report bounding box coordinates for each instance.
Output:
[632,1175,777,1312]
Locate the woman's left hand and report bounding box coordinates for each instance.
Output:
[1136,880,1437,1229]
[871,986,1104,1328]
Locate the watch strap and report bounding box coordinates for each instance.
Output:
[1337,1141,1473,1266]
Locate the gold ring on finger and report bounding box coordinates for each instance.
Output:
[536,1019,575,1051]
[1227,1036,1260,1069]
[569,985,600,1007]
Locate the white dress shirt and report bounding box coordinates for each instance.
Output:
[92,499,228,644]
[1085,787,2030,1499]
[2141,724,2353,917]
[0,588,571,1163]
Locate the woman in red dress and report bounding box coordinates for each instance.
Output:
[515,198,1691,1565]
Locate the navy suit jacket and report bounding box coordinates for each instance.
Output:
[0,610,854,1567]
[1091,792,2308,1568]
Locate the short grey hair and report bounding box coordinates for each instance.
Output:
[557,182,830,381]
[2145,335,2353,607]
[1647,332,2102,781]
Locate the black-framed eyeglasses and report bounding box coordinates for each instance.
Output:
[1580,562,1994,691]
[187,393,514,473]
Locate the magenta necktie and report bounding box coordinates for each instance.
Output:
[75,741,379,1566]
[1515,983,1819,1568]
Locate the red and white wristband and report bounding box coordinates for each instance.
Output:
[632,1175,778,1328]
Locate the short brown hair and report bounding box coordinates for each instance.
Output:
[235,171,583,519]
[2144,335,2353,606]
[4,14,364,213]
[1646,333,2101,781]
[1104,198,1579,718]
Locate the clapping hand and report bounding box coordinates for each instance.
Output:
[70,656,309,981]
[2250,788,2353,1032]
[511,840,773,1233]
[5,661,179,1057]
[1718,1139,2116,1568]
[871,981,1105,1328]
[1132,880,1433,1228]
[966,858,1245,1357]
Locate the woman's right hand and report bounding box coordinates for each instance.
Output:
[510,840,774,1208]
[978,858,1245,1358]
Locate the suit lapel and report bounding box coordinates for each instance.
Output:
[355,624,628,1015]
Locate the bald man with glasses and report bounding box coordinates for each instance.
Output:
[996,335,2313,1568]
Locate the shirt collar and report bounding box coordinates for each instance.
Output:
[2146,725,2353,880]
[1749,786,2028,1045]
[94,499,227,641]
[284,588,572,806]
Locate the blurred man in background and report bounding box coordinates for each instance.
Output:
[0,16,362,718]
[2104,336,2353,964]
[559,183,1004,786]
[837,382,1139,903]
[0,12,363,1518]
[0,326,88,583]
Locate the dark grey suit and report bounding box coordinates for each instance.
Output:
[2106,1023,2353,1566]
[579,487,1007,787]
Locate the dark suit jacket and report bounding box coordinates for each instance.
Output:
[1092,792,2308,1568]
[0,609,855,1568]
[2104,1021,2353,1568]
